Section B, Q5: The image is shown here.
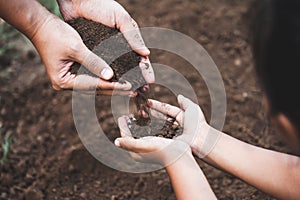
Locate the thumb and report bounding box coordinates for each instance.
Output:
[177,95,196,111]
[75,45,114,80]
[114,137,139,152]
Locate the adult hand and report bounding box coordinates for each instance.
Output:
[57,0,154,87]
[31,15,134,95]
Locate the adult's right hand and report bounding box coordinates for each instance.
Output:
[31,15,134,95]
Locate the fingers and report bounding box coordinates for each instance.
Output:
[115,7,150,57]
[177,95,197,111]
[117,116,132,138]
[73,74,132,90]
[115,115,142,152]
[148,99,182,118]
[115,136,161,153]
[177,95,203,134]
[114,137,139,152]
[74,45,115,80]
[74,89,135,96]
[139,57,155,84]
[149,109,168,121]
[96,90,136,97]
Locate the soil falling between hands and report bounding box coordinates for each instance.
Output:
[68,18,183,138]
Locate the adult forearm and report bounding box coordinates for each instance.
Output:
[202,130,300,199]
[0,0,53,40]
[166,151,216,200]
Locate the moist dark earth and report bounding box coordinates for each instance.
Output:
[67,18,146,89]
[0,0,292,199]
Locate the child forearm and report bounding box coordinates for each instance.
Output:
[198,129,300,199]
[0,0,53,40]
[166,151,216,200]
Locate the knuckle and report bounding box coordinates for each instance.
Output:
[52,84,62,91]
[52,77,69,90]
[68,40,85,58]
[51,77,62,90]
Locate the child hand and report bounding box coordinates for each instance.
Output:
[115,115,191,165]
[149,95,218,158]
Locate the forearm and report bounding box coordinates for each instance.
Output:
[0,0,53,40]
[201,129,300,199]
[166,151,216,200]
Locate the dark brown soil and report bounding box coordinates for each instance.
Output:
[128,116,183,139]
[67,18,145,89]
[0,0,291,199]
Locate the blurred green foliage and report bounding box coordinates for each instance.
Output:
[0,129,13,165]
[0,23,18,57]
[38,0,61,17]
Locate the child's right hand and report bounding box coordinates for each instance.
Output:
[148,95,214,158]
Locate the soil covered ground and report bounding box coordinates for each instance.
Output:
[0,0,291,199]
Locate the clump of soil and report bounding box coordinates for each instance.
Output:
[67,18,182,139]
[128,116,183,139]
[67,18,145,88]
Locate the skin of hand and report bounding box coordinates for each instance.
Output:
[115,115,190,165]
[203,128,300,199]
[148,95,212,157]
[114,94,209,163]
[143,95,300,199]
[31,15,135,94]
[114,95,217,199]
[56,0,155,89]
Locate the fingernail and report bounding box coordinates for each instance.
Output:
[147,100,153,107]
[144,48,150,55]
[140,47,150,55]
[101,68,113,80]
[114,139,120,147]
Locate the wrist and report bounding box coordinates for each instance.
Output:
[30,14,59,47]
[192,125,222,159]
[161,140,192,166]
[165,147,194,171]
